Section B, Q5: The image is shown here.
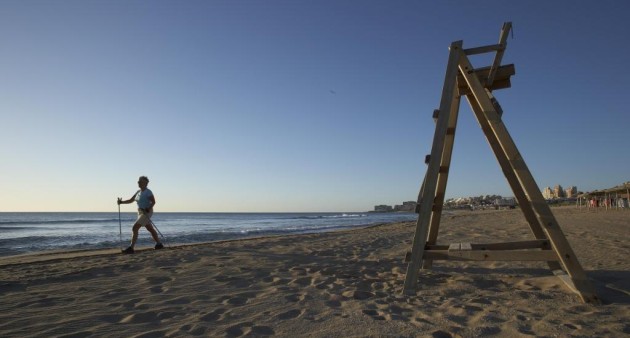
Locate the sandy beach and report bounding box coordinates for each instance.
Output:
[1,206,628,337]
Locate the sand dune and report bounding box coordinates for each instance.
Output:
[1,206,628,337]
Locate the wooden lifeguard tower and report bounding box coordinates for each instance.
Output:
[403,22,599,303]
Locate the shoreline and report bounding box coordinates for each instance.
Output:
[1,207,628,337]
[0,220,404,267]
[2,209,517,264]
[0,212,417,259]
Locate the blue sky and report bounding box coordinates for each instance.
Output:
[1,1,628,212]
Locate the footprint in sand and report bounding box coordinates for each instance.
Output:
[222,291,258,306]
[227,279,252,288]
[149,285,167,293]
[253,270,271,279]
[213,275,239,283]
[284,293,310,302]
[224,297,248,306]
[144,276,173,284]
[289,267,307,275]
[481,313,506,323]
[225,326,244,337]
[275,309,303,320]
[185,325,208,336]
[469,296,493,305]
[261,276,275,283]
[325,299,342,308]
[58,330,94,337]
[97,314,124,323]
[200,308,226,322]
[250,326,274,336]
[383,304,413,318]
[290,276,313,287]
[319,267,338,276]
[431,330,455,338]
[121,298,143,309]
[314,276,341,291]
[362,309,386,321]
[517,323,535,335]
[325,294,345,308]
[157,312,178,320]
[120,311,159,323]
[444,314,467,325]
[225,322,274,337]
[342,290,374,300]
[472,326,502,336]
[563,322,583,330]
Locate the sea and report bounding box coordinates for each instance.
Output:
[0,212,418,257]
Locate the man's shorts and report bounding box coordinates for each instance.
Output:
[136,209,153,226]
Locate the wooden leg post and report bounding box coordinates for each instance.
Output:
[422,92,461,270]
[459,54,599,303]
[403,41,462,295]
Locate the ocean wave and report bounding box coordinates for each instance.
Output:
[0,218,121,226]
[0,226,40,231]
[323,214,367,218]
[290,216,324,220]
[290,213,367,220]
[0,235,51,247]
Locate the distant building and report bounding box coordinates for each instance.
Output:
[394,201,416,212]
[494,197,516,208]
[543,184,578,199]
[374,205,393,212]
[565,186,577,198]
[554,185,565,198]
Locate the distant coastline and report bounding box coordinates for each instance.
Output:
[374,181,629,212]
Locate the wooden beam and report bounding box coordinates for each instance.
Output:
[424,250,558,261]
[472,240,550,250]
[458,64,515,83]
[553,269,579,294]
[448,243,460,251]
[403,41,462,295]
[459,79,510,96]
[457,64,515,95]
[426,240,552,251]
[464,44,504,55]
[486,22,512,86]
[422,81,462,270]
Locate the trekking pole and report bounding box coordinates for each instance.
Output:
[117,198,123,250]
[150,220,168,247]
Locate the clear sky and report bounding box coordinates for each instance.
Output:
[1,1,629,212]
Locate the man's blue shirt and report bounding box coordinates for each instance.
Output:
[135,189,153,209]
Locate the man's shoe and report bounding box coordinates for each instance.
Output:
[155,243,164,250]
[122,246,135,254]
